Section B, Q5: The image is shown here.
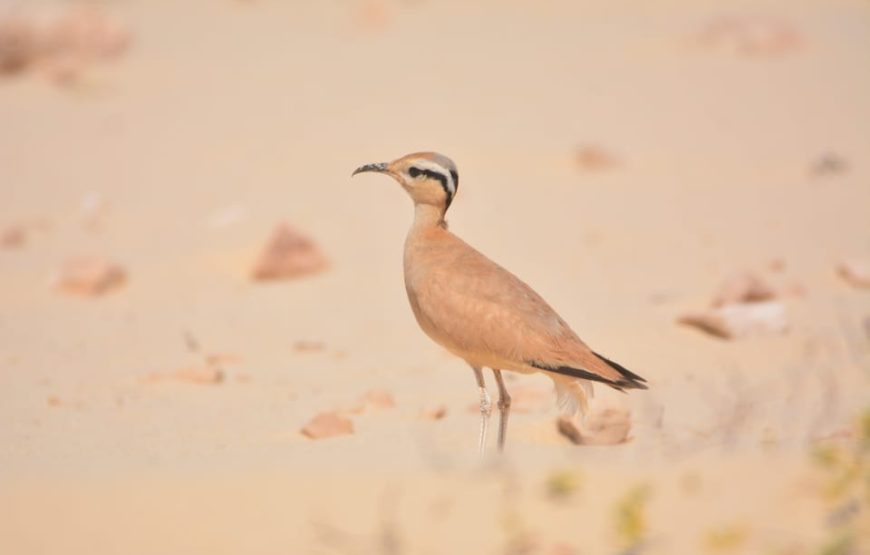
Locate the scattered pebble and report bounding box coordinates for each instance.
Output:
[557,417,583,444]
[0,6,130,83]
[420,405,447,420]
[352,0,392,33]
[0,15,35,74]
[204,353,243,366]
[145,365,225,385]
[691,14,803,57]
[557,407,631,446]
[575,145,619,172]
[711,271,778,307]
[54,256,126,296]
[810,153,849,177]
[349,389,395,414]
[301,411,354,439]
[0,225,26,248]
[293,340,326,353]
[581,407,632,445]
[837,259,870,289]
[678,301,789,339]
[251,223,328,281]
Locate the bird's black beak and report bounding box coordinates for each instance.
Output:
[352,162,388,177]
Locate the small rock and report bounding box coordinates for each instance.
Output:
[145,365,224,385]
[421,405,447,420]
[557,408,631,446]
[204,352,242,366]
[580,407,632,445]
[678,301,789,339]
[575,145,619,172]
[352,0,392,33]
[692,15,803,57]
[767,258,786,273]
[46,6,131,60]
[0,225,26,248]
[55,256,126,296]
[837,259,870,289]
[349,389,395,414]
[301,411,354,440]
[251,223,328,281]
[557,417,583,444]
[810,153,849,177]
[0,15,36,74]
[172,365,224,385]
[711,271,778,307]
[293,340,325,353]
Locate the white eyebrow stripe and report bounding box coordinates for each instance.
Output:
[412,160,455,196]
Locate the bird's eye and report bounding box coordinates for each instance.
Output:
[408,167,422,178]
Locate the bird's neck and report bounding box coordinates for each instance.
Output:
[411,203,446,231]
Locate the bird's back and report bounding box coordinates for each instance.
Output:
[403,225,603,374]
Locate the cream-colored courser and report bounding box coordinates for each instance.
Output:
[353,152,647,452]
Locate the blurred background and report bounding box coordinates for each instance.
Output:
[1,0,869,553]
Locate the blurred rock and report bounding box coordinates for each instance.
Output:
[204,353,243,366]
[692,15,802,57]
[144,365,225,385]
[349,389,395,414]
[55,256,126,296]
[575,145,619,172]
[0,224,26,248]
[301,411,354,439]
[837,259,870,289]
[251,223,328,281]
[0,14,36,74]
[767,258,786,273]
[810,153,849,177]
[421,405,447,420]
[46,6,130,61]
[558,407,631,446]
[711,271,778,307]
[293,340,326,353]
[580,407,632,445]
[172,365,224,385]
[352,1,392,33]
[678,301,789,339]
[0,6,130,83]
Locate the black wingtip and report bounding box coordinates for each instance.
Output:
[593,351,648,390]
[528,355,648,392]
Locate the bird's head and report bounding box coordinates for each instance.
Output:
[352,152,459,212]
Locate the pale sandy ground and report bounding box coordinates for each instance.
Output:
[1,0,870,553]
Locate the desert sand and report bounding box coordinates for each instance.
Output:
[1,0,869,553]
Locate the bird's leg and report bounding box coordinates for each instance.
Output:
[472,366,491,455]
[492,369,511,452]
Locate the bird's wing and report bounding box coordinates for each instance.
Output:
[410,233,635,387]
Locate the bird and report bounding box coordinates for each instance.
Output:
[352,152,647,453]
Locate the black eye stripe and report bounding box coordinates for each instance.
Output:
[407,165,459,210]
